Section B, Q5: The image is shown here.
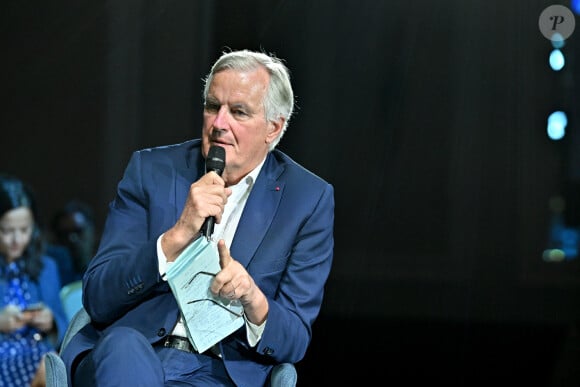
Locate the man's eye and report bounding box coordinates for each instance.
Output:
[232,109,248,116]
[205,103,219,112]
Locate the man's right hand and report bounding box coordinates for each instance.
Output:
[161,172,231,261]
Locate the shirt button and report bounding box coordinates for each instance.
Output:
[157,328,166,337]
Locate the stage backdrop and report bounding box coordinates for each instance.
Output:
[2,1,580,385]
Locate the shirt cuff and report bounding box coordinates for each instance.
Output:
[245,315,266,347]
[157,234,170,281]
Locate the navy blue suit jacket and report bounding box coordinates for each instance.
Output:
[61,139,334,386]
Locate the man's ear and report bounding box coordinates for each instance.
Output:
[266,118,285,144]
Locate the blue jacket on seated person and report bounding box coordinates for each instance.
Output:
[0,255,69,383]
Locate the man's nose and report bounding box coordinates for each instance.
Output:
[212,106,229,129]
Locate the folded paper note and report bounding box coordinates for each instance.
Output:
[166,237,244,353]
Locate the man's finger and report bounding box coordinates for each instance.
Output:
[217,239,232,269]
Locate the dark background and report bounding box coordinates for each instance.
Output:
[2,1,580,385]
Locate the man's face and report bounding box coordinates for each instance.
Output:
[202,67,281,184]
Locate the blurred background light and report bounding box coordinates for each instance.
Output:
[547,110,568,140]
[549,48,565,71]
[572,0,580,15]
[550,32,565,48]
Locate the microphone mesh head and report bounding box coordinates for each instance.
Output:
[206,145,226,175]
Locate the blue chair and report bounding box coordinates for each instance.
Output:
[45,307,297,386]
[58,280,83,322]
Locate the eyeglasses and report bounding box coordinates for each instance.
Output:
[185,270,216,288]
[187,298,244,318]
[185,271,244,318]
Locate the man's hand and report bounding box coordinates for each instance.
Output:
[162,172,231,261]
[211,240,269,325]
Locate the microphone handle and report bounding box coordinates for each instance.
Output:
[201,145,225,241]
[201,216,215,240]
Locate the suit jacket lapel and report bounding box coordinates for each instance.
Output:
[172,148,284,268]
[231,154,285,267]
[174,147,205,223]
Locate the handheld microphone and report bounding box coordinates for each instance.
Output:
[201,145,226,240]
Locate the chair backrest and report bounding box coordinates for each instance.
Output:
[45,307,91,387]
[59,306,91,354]
[59,280,83,322]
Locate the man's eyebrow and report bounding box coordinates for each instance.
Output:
[231,102,251,109]
[205,96,219,104]
[204,98,254,113]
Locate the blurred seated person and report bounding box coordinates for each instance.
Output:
[46,200,96,286]
[0,174,68,386]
